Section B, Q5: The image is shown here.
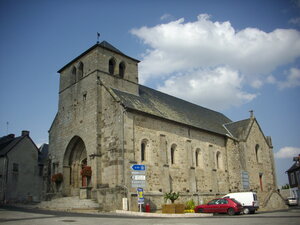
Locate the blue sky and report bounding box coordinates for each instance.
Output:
[0,0,299,186]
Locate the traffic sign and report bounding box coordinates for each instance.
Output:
[137,188,144,205]
[131,171,146,175]
[132,175,146,181]
[131,164,146,171]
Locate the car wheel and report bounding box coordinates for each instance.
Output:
[198,208,204,213]
[243,208,250,214]
[227,208,235,216]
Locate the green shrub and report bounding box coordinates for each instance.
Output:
[185,199,195,210]
[164,192,179,203]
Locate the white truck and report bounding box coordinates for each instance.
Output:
[223,192,259,214]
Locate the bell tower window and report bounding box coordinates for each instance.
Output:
[119,62,125,78]
[109,58,116,75]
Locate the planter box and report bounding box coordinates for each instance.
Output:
[162,204,185,214]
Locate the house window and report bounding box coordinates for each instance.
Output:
[78,62,84,79]
[290,172,296,185]
[12,163,19,173]
[170,144,176,165]
[109,58,116,75]
[241,171,250,189]
[119,62,125,78]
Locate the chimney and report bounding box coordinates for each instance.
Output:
[21,130,30,136]
[249,110,254,119]
[8,134,15,139]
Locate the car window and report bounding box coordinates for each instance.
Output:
[208,199,218,205]
[253,193,258,201]
[218,199,228,204]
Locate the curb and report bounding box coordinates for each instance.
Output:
[115,210,213,217]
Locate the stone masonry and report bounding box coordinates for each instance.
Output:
[48,41,286,212]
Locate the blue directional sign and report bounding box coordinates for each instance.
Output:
[131,164,146,171]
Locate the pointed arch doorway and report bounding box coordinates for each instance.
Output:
[63,136,88,196]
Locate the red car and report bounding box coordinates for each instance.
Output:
[194,198,243,215]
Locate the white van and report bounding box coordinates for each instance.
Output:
[223,192,259,214]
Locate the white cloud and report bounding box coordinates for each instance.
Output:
[158,66,256,110]
[131,14,300,83]
[267,68,300,90]
[278,68,300,89]
[275,146,300,159]
[131,14,300,109]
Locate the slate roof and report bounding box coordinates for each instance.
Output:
[58,41,139,73]
[112,85,232,136]
[286,162,300,173]
[224,119,252,140]
[38,144,49,165]
[0,134,24,156]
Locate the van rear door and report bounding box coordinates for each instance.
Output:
[253,193,259,208]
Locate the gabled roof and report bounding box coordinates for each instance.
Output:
[0,135,24,156]
[112,85,232,136]
[0,133,39,157]
[58,41,140,73]
[286,162,300,173]
[224,118,252,140]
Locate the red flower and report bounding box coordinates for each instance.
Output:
[51,173,63,183]
[81,166,92,177]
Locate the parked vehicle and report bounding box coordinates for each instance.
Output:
[194,198,243,215]
[223,192,259,214]
[286,197,298,206]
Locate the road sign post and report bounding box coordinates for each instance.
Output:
[131,164,146,188]
[137,187,144,212]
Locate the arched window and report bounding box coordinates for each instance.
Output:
[216,151,222,170]
[170,144,176,165]
[141,139,148,162]
[71,66,77,84]
[195,148,203,168]
[78,62,84,79]
[119,62,126,78]
[109,58,116,75]
[255,144,261,163]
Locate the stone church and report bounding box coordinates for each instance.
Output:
[48,41,286,211]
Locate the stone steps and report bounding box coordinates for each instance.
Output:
[37,196,100,210]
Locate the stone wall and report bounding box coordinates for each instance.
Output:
[48,43,282,212]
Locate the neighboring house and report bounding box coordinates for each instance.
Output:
[48,41,286,211]
[286,154,300,204]
[0,131,42,203]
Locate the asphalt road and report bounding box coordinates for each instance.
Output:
[0,206,299,225]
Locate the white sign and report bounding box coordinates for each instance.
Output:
[132,175,146,181]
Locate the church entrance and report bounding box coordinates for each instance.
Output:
[63,136,88,196]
